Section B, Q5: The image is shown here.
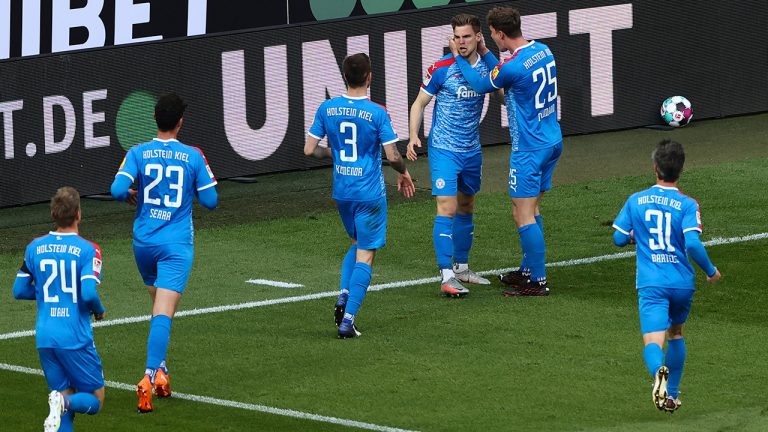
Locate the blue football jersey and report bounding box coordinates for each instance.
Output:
[18,232,103,349]
[490,41,562,151]
[422,54,489,152]
[613,185,703,289]
[308,95,399,202]
[117,139,217,246]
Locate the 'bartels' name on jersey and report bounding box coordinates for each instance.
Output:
[142,149,190,162]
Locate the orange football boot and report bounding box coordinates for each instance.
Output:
[137,375,153,413]
[154,369,172,398]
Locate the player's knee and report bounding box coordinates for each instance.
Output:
[436,199,457,217]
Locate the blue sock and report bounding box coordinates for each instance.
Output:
[433,216,454,270]
[146,315,173,374]
[340,245,357,292]
[66,392,101,415]
[452,213,474,265]
[59,410,74,432]
[518,223,546,281]
[343,262,372,318]
[665,338,686,398]
[642,343,664,377]
[159,359,168,374]
[535,214,543,233]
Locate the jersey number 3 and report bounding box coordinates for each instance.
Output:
[145,164,184,208]
[339,122,358,163]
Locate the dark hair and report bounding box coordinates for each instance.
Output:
[487,6,522,38]
[155,93,187,132]
[51,186,80,228]
[342,53,371,88]
[451,13,481,33]
[652,139,685,181]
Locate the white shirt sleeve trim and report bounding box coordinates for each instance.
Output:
[116,171,134,182]
[81,275,101,284]
[490,73,501,89]
[682,227,702,233]
[197,181,218,192]
[612,224,630,235]
[420,87,435,97]
[381,138,399,146]
[16,273,31,278]
[307,132,324,140]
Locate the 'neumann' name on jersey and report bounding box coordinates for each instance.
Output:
[522,48,553,70]
[637,195,683,210]
[326,107,375,122]
[36,244,81,257]
[142,149,190,162]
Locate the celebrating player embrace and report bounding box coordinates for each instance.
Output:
[407,13,499,298]
[450,6,563,297]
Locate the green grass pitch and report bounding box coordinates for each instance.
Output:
[1,114,767,431]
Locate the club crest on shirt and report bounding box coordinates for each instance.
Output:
[435,178,445,189]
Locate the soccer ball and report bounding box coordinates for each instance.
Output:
[660,96,693,127]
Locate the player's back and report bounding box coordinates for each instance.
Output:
[313,96,398,202]
[622,185,701,289]
[123,139,215,245]
[24,233,101,349]
[493,41,561,151]
[424,54,487,152]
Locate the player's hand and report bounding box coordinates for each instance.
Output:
[398,170,415,198]
[629,229,636,244]
[448,36,459,57]
[127,188,138,206]
[707,268,721,284]
[477,34,489,56]
[406,137,422,161]
[94,312,106,321]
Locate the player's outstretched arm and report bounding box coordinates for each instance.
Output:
[304,136,331,159]
[406,91,433,161]
[384,143,415,198]
[450,39,496,94]
[684,230,720,283]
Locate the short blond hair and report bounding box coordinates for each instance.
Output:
[50,187,80,228]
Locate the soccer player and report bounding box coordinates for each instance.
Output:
[450,7,562,296]
[111,93,218,413]
[305,53,415,338]
[612,139,721,412]
[13,187,106,432]
[407,13,499,297]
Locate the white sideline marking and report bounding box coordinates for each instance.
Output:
[1,232,765,342]
[0,363,417,432]
[246,279,305,288]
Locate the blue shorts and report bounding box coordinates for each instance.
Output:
[336,197,387,250]
[133,243,194,293]
[38,344,104,393]
[637,287,695,334]
[428,147,482,196]
[509,142,562,198]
